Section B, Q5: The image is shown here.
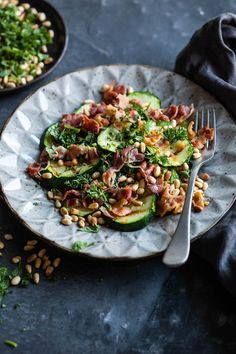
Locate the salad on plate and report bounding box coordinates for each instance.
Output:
[26,83,214,232]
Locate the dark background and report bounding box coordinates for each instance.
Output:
[1,0,236,353]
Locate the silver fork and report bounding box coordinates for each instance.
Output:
[162,109,216,267]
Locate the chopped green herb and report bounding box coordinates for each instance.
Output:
[0,5,52,85]
[0,266,10,300]
[163,126,188,143]
[86,184,109,204]
[64,174,92,189]
[47,124,79,148]
[170,169,180,184]
[83,132,97,146]
[4,340,18,348]
[72,240,96,251]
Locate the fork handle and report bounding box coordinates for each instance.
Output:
[162,165,200,267]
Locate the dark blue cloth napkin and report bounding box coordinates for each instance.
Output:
[175,13,236,296]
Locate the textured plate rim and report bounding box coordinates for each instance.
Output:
[0,0,68,95]
[0,64,235,261]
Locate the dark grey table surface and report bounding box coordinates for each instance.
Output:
[1,1,236,353]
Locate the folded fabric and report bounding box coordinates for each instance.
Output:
[175,13,236,296]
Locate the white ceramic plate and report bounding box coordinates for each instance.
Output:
[0,65,236,259]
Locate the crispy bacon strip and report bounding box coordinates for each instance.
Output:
[62,189,81,201]
[26,162,42,177]
[60,113,101,133]
[66,145,99,162]
[150,104,194,123]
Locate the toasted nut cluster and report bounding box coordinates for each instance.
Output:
[0,0,54,90]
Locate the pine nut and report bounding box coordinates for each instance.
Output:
[26,75,34,82]
[27,240,38,246]
[174,179,181,189]
[84,99,95,104]
[137,187,145,195]
[132,200,143,206]
[41,45,48,53]
[153,166,161,177]
[47,191,54,199]
[78,216,85,221]
[148,176,156,184]
[130,183,138,192]
[127,86,134,94]
[38,12,46,21]
[3,76,8,84]
[27,254,37,263]
[25,264,32,274]
[127,177,134,183]
[196,177,204,183]
[33,273,40,284]
[38,248,46,258]
[139,179,146,189]
[90,216,97,226]
[42,20,51,27]
[53,258,61,268]
[72,158,78,166]
[5,82,16,89]
[60,207,68,216]
[172,188,180,196]
[38,62,44,69]
[200,173,209,181]
[31,8,38,15]
[42,260,51,270]
[4,233,13,240]
[71,215,79,222]
[24,245,34,251]
[92,171,100,179]
[78,219,85,228]
[87,215,92,222]
[42,255,49,261]
[22,3,30,9]
[202,182,208,191]
[11,276,21,286]
[12,256,21,264]
[101,84,111,92]
[195,181,203,189]
[98,217,105,225]
[109,198,116,204]
[193,152,201,159]
[140,142,146,153]
[134,142,140,148]
[35,258,42,269]
[92,211,102,217]
[61,218,72,226]
[44,57,54,65]
[193,148,199,153]
[21,77,27,85]
[88,202,99,210]
[55,200,62,208]
[118,175,127,183]
[183,162,189,171]
[45,266,54,277]
[171,119,177,127]
[42,172,52,179]
[49,30,54,38]
[36,67,42,76]
[69,208,79,215]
